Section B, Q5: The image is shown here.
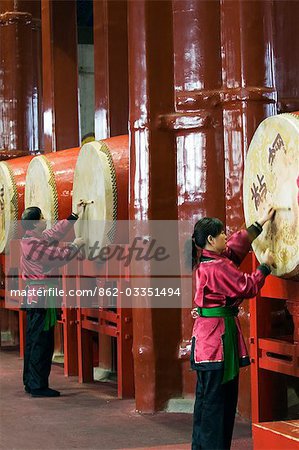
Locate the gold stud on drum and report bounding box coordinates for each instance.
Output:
[243,113,299,280]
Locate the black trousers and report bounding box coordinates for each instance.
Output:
[192,370,239,450]
[23,309,55,390]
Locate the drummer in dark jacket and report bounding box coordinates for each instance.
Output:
[21,202,85,397]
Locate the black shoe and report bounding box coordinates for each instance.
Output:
[31,388,60,398]
[24,385,31,394]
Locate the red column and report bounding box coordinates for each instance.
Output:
[0,0,41,346]
[221,0,277,234]
[0,0,41,155]
[273,0,299,113]
[128,0,181,412]
[221,0,276,419]
[172,0,225,396]
[41,0,79,152]
[93,0,128,139]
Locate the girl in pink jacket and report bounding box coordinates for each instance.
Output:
[191,209,275,450]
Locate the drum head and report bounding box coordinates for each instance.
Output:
[243,113,299,279]
[72,140,118,251]
[25,155,59,225]
[0,162,18,253]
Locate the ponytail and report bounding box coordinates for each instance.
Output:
[184,236,203,271]
[192,235,202,269]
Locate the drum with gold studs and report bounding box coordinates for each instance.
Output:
[25,147,80,223]
[0,155,34,253]
[72,135,129,252]
[243,112,299,280]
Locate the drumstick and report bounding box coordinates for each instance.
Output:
[83,200,94,205]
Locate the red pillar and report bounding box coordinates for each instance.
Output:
[128,0,181,412]
[273,0,299,113]
[41,0,79,152]
[93,0,129,373]
[221,0,276,419]
[39,0,79,359]
[93,0,128,139]
[172,0,225,396]
[0,0,41,156]
[0,0,41,346]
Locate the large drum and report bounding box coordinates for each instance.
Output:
[72,135,129,250]
[25,147,80,223]
[243,112,299,280]
[0,155,34,253]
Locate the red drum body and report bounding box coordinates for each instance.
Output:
[243,112,299,280]
[72,135,129,250]
[102,135,129,222]
[25,148,80,222]
[0,155,34,252]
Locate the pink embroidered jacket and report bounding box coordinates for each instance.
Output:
[21,218,78,304]
[191,228,270,370]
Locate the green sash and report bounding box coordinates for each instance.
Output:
[26,280,58,331]
[197,306,239,384]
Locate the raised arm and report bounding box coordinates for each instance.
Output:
[223,207,276,266]
[213,259,272,299]
[41,201,85,242]
[22,236,85,269]
[41,214,78,242]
